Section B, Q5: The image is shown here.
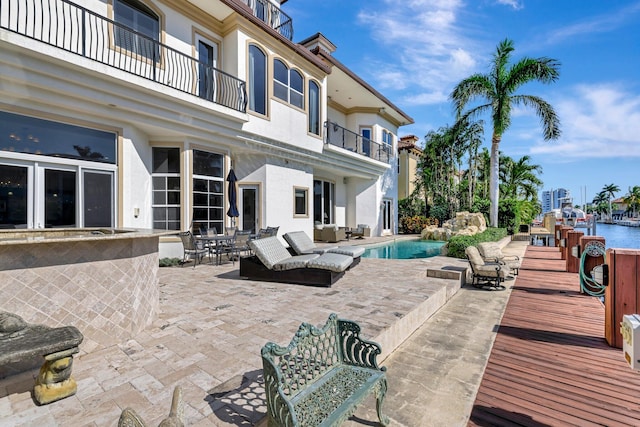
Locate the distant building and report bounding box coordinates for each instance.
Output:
[542,188,571,212]
[397,135,422,199]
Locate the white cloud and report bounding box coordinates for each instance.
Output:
[495,0,523,10]
[529,84,640,158]
[542,2,640,46]
[354,0,484,107]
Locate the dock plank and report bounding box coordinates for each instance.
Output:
[469,245,640,426]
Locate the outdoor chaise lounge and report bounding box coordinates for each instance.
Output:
[477,242,521,275]
[240,236,354,287]
[465,245,510,290]
[283,231,364,267]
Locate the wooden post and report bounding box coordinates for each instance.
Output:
[604,248,640,348]
[559,226,573,261]
[579,236,606,295]
[554,223,563,248]
[565,230,584,273]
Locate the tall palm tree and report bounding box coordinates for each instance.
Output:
[601,183,620,221]
[451,117,484,210]
[451,38,561,227]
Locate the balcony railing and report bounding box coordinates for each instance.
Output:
[240,0,293,41]
[1,0,247,113]
[324,121,393,164]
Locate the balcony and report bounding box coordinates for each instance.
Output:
[240,0,293,41]
[324,121,393,164]
[0,0,247,113]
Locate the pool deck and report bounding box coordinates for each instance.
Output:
[1,234,474,426]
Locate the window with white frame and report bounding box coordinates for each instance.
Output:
[313,180,334,224]
[113,0,159,60]
[308,80,320,135]
[274,59,303,109]
[192,150,224,233]
[152,147,180,230]
[294,186,308,217]
[248,44,267,115]
[382,129,393,146]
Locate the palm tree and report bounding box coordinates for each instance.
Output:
[601,183,620,221]
[499,154,543,200]
[452,117,484,210]
[451,38,561,227]
[623,185,640,219]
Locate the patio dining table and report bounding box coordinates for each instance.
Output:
[196,234,234,265]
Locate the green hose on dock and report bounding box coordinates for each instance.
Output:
[579,241,607,296]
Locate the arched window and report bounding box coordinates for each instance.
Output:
[248,44,267,115]
[308,80,320,135]
[273,59,304,109]
[113,0,159,60]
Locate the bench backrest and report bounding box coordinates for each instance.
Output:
[262,314,341,399]
[261,314,383,400]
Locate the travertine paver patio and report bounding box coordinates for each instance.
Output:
[1,238,468,426]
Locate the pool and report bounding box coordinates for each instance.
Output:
[362,239,446,259]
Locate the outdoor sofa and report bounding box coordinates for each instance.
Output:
[313,224,347,242]
[240,236,354,287]
[283,231,364,267]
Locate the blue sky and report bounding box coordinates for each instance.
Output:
[287,0,640,206]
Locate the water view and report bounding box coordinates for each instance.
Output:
[594,223,640,249]
[363,239,446,259]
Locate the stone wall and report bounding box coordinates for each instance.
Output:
[0,237,159,350]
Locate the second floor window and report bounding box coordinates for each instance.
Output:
[249,45,267,115]
[308,80,320,135]
[274,59,303,109]
[383,130,393,146]
[114,0,159,60]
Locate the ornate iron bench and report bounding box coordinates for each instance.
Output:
[261,313,389,426]
[0,311,83,405]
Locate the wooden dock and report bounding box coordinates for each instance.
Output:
[469,245,640,426]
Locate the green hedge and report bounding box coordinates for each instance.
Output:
[159,257,182,267]
[446,227,508,259]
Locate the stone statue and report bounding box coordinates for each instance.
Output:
[118,385,185,427]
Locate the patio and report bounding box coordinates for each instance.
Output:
[0,236,468,426]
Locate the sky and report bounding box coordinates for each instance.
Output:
[286,0,640,207]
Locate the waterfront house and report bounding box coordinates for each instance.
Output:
[0,0,413,257]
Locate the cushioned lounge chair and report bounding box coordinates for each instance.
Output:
[477,242,521,275]
[283,231,364,267]
[465,245,509,290]
[240,236,353,287]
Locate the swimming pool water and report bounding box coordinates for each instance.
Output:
[362,239,446,259]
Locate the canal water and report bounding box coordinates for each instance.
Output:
[593,223,640,250]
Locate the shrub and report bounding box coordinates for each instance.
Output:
[159,257,182,267]
[446,227,508,259]
[429,204,450,225]
[400,216,438,234]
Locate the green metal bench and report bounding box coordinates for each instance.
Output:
[261,313,389,426]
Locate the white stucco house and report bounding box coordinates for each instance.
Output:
[0,0,413,257]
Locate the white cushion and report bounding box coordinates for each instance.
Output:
[307,253,353,272]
